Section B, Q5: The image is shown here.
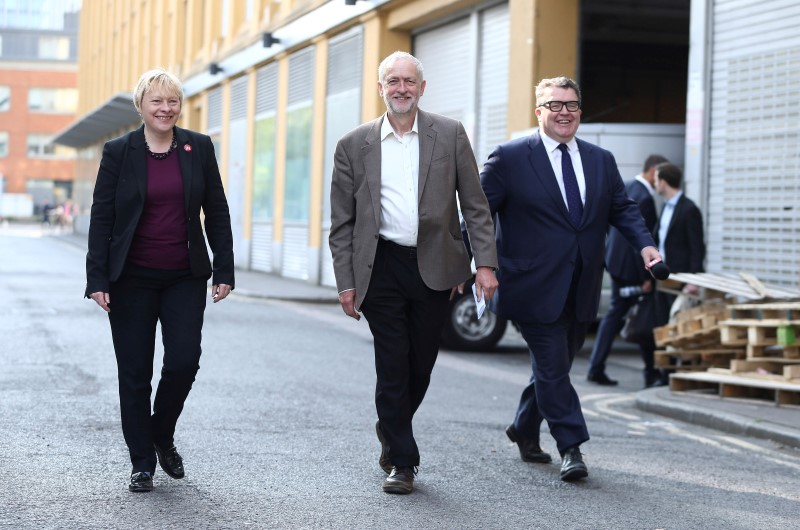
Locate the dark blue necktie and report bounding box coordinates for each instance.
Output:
[558,143,583,226]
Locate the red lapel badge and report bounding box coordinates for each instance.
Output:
[184,144,192,152]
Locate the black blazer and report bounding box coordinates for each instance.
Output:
[604,178,657,283]
[85,125,234,297]
[655,194,705,274]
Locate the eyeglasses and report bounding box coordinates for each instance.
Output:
[537,100,581,112]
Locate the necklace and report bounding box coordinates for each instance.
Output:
[145,133,177,160]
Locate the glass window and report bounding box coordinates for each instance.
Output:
[0,131,8,157]
[252,114,276,222]
[27,133,73,158]
[28,88,78,113]
[284,106,312,222]
[38,36,70,60]
[0,86,9,111]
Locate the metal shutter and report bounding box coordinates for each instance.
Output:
[413,16,471,124]
[282,46,315,280]
[230,76,248,120]
[207,87,222,132]
[256,62,278,115]
[706,0,800,287]
[476,3,509,164]
[227,76,249,267]
[322,28,363,287]
[251,62,279,272]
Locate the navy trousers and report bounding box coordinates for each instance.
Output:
[108,263,208,473]
[511,272,590,455]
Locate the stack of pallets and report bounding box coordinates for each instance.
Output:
[653,299,745,372]
[667,302,800,406]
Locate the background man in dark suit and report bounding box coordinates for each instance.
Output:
[329,52,498,494]
[587,154,667,388]
[653,162,706,325]
[480,76,663,481]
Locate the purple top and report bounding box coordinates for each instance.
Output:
[127,151,191,270]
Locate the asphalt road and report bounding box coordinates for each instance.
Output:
[1,225,799,529]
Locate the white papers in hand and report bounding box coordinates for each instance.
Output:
[472,283,486,320]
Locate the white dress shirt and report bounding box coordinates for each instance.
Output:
[541,133,586,209]
[378,113,420,247]
[658,190,683,261]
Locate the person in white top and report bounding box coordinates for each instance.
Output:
[329,51,498,495]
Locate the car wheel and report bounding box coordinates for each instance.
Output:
[441,284,507,351]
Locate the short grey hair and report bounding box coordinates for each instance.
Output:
[132,68,184,114]
[377,51,424,84]
[535,76,582,106]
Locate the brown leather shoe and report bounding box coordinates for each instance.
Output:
[382,466,416,494]
[506,425,552,463]
[375,421,392,474]
[560,446,589,481]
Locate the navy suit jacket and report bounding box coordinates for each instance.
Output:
[655,194,705,274]
[604,178,657,284]
[480,130,655,323]
[85,125,235,297]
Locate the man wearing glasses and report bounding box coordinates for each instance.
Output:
[480,76,663,481]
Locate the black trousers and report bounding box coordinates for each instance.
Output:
[108,263,207,473]
[360,238,450,467]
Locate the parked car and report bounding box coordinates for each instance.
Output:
[440,276,508,351]
[440,273,612,351]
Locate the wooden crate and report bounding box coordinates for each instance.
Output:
[729,302,800,321]
[655,349,745,371]
[669,371,800,407]
[729,359,800,380]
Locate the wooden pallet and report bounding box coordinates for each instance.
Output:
[729,359,800,379]
[654,300,729,348]
[655,349,745,370]
[719,319,800,359]
[729,302,800,321]
[669,371,800,406]
[655,325,722,348]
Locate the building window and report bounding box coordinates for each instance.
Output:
[0,131,8,157]
[0,86,9,111]
[284,106,312,222]
[28,88,77,113]
[252,114,276,222]
[38,36,70,60]
[27,133,72,158]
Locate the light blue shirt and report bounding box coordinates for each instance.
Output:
[658,191,683,261]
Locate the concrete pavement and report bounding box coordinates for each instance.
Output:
[54,226,800,449]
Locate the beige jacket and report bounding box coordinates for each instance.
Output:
[329,109,497,309]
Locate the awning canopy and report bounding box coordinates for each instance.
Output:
[53,92,139,148]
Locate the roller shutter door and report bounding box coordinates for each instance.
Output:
[706,0,800,287]
[251,63,279,272]
[321,28,363,287]
[282,47,315,280]
[228,76,249,267]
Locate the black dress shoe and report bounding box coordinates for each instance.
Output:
[382,466,416,494]
[128,471,154,492]
[154,444,185,479]
[375,420,392,474]
[560,446,588,481]
[505,425,552,463]
[587,372,618,386]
